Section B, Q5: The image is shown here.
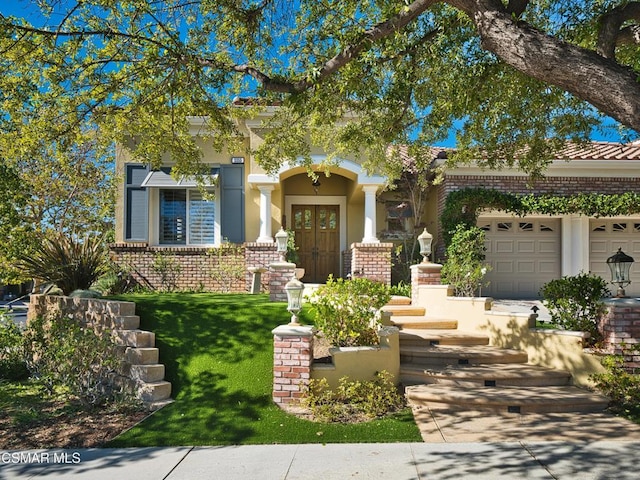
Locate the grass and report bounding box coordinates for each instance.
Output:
[107,293,421,446]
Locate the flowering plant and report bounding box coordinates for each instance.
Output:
[309,276,390,347]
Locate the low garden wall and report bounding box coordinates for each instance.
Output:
[311,326,400,390]
[28,294,172,409]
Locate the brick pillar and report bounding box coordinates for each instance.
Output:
[600,298,640,370]
[410,262,443,305]
[245,242,279,292]
[269,262,296,302]
[350,242,393,285]
[272,325,315,406]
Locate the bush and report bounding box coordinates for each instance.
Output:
[0,314,28,381]
[390,280,411,298]
[540,272,609,343]
[309,276,391,347]
[441,224,490,297]
[23,315,137,408]
[591,352,640,417]
[302,371,405,423]
[152,251,182,292]
[17,232,110,295]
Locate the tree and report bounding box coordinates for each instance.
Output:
[0,0,638,183]
[0,140,114,284]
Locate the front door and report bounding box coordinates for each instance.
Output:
[291,205,340,282]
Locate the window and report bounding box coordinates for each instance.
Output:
[159,189,217,245]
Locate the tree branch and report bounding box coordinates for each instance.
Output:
[597,2,640,59]
[230,0,438,93]
[451,0,640,132]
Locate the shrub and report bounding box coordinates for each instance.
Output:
[591,352,640,417]
[540,272,609,343]
[23,315,137,408]
[302,371,405,423]
[441,224,490,297]
[390,280,411,298]
[309,276,391,347]
[17,232,110,295]
[0,313,28,381]
[152,251,182,292]
[209,242,245,293]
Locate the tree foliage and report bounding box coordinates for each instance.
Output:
[0,0,637,185]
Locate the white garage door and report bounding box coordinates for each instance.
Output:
[478,218,561,299]
[590,220,640,298]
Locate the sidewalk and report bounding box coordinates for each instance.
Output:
[2,441,640,479]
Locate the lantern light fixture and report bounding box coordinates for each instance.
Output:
[285,275,304,325]
[275,227,288,262]
[606,247,635,298]
[418,227,433,263]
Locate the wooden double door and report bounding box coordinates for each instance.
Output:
[291,205,340,283]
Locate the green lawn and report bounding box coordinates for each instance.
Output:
[107,293,421,446]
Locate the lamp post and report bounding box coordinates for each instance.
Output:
[285,275,304,325]
[606,248,635,298]
[418,227,433,263]
[275,227,288,262]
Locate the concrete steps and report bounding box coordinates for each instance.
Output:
[384,296,609,415]
[400,329,489,347]
[406,384,610,414]
[392,318,459,330]
[401,363,572,387]
[400,345,529,367]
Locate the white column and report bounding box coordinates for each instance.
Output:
[362,185,380,243]
[561,214,590,276]
[256,185,275,243]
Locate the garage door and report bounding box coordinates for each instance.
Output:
[478,218,561,299]
[590,220,640,298]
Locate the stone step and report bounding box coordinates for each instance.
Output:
[400,329,489,346]
[400,363,572,387]
[406,384,610,414]
[113,329,155,348]
[137,380,172,403]
[382,305,426,317]
[114,315,141,330]
[392,317,458,330]
[387,295,412,306]
[126,347,160,365]
[400,345,528,367]
[130,364,166,383]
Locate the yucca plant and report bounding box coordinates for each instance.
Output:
[17,232,110,295]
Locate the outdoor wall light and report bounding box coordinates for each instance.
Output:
[285,276,304,326]
[275,227,288,262]
[606,247,635,298]
[418,227,433,263]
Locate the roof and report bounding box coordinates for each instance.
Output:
[555,141,640,160]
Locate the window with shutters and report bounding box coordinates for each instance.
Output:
[159,189,218,245]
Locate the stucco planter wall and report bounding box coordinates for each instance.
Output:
[414,284,606,387]
[311,326,400,390]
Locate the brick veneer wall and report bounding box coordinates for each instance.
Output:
[245,242,280,292]
[600,299,640,371]
[350,243,393,285]
[110,242,279,293]
[272,325,314,406]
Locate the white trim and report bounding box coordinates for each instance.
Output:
[149,186,221,247]
[284,195,348,255]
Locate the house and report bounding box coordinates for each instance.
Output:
[110,107,640,299]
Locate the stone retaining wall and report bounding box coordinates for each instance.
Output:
[28,294,172,410]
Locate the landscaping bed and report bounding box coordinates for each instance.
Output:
[0,382,147,449]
